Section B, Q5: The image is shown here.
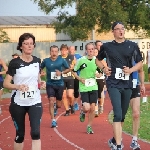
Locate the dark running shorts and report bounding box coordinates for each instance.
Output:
[0,81,3,90]
[80,90,98,104]
[46,85,64,101]
[96,79,105,98]
[63,79,74,90]
[130,85,141,99]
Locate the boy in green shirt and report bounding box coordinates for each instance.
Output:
[72,42,99,134]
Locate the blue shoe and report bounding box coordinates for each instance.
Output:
[51,120,57,128]
[130,140,141,150]
[74,103,79,111]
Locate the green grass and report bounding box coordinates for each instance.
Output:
[109,97,150,142]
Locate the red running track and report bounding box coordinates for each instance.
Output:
[0,89,150,150]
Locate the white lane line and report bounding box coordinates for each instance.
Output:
[54,112,85,150]
[0,116,11,124]
[1,104,10,107]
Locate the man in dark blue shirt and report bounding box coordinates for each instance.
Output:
[41,45,70,128]
[96,21,143,150]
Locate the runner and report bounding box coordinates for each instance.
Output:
[96,21,143,150]
[95,40,103,51]
[94,48,106,116]
[41,45,70,127]
[130,67,145,150]
[3,33,45,150]
[72,42,99,134]
[60,44,75,116]
[0,59,8,115]
[69,46,82,111]
[12,53,19,59]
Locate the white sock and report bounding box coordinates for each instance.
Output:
[52,119,56,122]
[132,136,137,142]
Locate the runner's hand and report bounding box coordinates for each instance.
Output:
[79,78,85,84]
[140,83,145,95]
[17,84,29,92]
[55,69,61,76]
[40,81,46,89]
[103,67,111,76]
[95,73,102,78]
[70,64,74,70]
[123,66,131,75]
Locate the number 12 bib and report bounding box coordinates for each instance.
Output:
[20,86,36,100]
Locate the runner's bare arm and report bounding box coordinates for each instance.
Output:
[3,74,20,90]
[0,59,8,75]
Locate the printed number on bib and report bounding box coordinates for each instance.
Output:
[51,72,61,80]
[20,86,36,100]
[85,78,96,87]
[62,72,72,77]
[115,68,129,80]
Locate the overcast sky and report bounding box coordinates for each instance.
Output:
[0,0,76,16]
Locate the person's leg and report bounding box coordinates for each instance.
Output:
[130,86,141,149]
[148,67,150,82]
[107,88,122,148]
[9,102,26,150]
[87,90,97,133]
[80,92,90,123]
[66,79,74,114]
[74,78,79,111]
[62,79,70,116]
[99,79,105,114]
[0,82,3,115]
[28,103,43,150]
[46,85,56,120]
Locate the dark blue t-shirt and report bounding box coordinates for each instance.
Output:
[41,56,69,86]
[97,40,142,88]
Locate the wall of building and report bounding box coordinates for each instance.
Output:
[0,39,150,63]
[1,26,71,42]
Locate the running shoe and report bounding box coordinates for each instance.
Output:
[80,110,85,122]
[70,105,75,114]
[108,138,124,150]
[99,106,104,114]
[130,140,141,150]
[74,103,79,111]
[87,126,94,134]
[51,120,57,128]
[95,111,99,117]
[64,110,70,116]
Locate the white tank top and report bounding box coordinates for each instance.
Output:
[148,50,150,67]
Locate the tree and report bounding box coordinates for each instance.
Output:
[32,0,150,41]
[0,29,10,43]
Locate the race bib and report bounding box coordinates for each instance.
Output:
[20,86,36,100]
[62,72,72,77]
[51,72,61,80]
[85,78,96,87]
[115,68,129,80]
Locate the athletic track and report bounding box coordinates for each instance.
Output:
[0,84,150,150]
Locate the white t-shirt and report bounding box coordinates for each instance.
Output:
[7,56,41,106]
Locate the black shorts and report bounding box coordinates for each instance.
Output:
[63,79,74,90]
[80,90,98,104]
[74,78,79,98]
[148,67,150,74]
[46,85,64,101]
[130,85,141,99]
[0,81,3,90]
[96,79,105,98]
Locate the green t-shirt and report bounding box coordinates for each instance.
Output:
[74,56,98,92]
